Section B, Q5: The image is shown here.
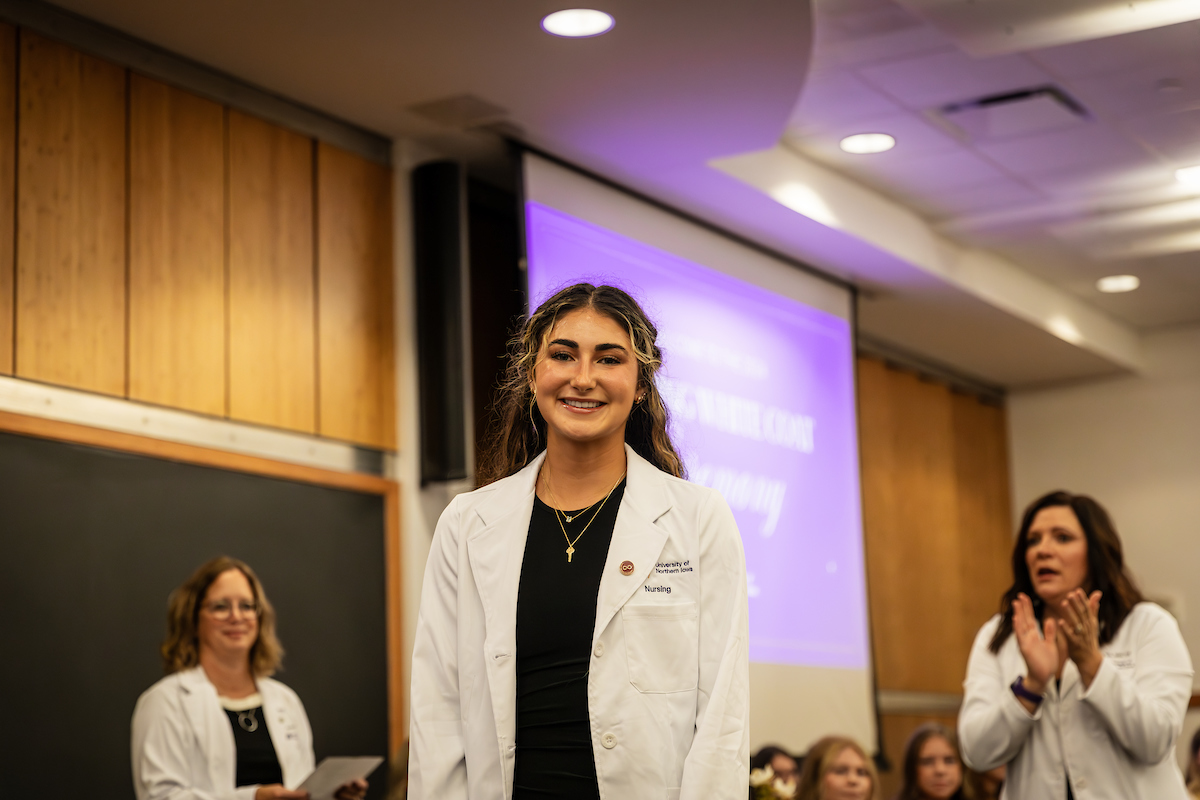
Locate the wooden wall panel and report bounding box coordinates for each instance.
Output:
[227,109,315,433]
[16,32,126,394]
[859,358,965,693]
[951,394,1014,644]
[0,24,14,376]
[859,357,1014,700]
[316,142,395,449]
[128,75,225,415]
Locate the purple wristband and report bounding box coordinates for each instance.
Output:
[1011,675,1044,705]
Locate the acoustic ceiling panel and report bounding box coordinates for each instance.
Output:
[894,0,1200,56]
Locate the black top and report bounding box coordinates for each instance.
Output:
[223,705,284,788]
[512,480,626,800]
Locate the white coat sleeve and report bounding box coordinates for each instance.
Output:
[407,497,469,800]
[680,490,750,800]
[131,689,256,800]
[958,618,1041,772]
[1080,606,1194,764]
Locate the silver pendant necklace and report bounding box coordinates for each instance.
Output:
[237,708,259,732]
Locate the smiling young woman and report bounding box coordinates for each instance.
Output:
[409,283,750,800]
[958,491,1194,800]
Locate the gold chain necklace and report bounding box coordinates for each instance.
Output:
[543,462,625,563]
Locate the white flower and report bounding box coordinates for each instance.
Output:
[750,766,776,788]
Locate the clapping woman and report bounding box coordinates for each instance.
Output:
[959,491,1194,799]
[408,283,750,799]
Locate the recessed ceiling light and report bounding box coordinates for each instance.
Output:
[1097,274,1140,293]
[1176,165,1200,185]
[541,9,614,37]
[839,133,895,154]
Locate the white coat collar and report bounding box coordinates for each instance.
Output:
[465,444,676,747]
[176,666,235,789]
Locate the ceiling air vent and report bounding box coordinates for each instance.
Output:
[932,85,1090,142]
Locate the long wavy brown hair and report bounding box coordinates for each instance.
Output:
[476,283,684,485]
[892,723,967,800]
[988,490,1144,653]
[795,736,880,800]
[160,556,284,677]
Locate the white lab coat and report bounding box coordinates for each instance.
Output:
[131,666,316,800]
[408,445,750,800]
[959,602,1194,800]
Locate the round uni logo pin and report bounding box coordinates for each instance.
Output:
[619,560,635,575]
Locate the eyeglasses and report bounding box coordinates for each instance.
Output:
[201,600,261,620]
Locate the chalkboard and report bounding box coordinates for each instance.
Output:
[0,429,391,799]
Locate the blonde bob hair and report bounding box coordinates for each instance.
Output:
[476,282,684,485]
[160,556,284,677]
[795,736,881,800]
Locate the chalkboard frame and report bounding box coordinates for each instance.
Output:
[0,408,405,755]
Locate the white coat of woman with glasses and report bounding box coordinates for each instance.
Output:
[131,556,368,800]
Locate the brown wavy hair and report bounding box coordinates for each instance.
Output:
[795,736,880,800]
[160,556,284,677]
[988,490,1144,653]
[892,723,967,800]
[475,283,684,485]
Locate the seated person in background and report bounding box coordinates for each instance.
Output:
[131,556,368,800]
[794,736,879,800]
[751,744,801,785]
[890,723,966,800]
[1189,727,1200,800]
[963,765,1005,800]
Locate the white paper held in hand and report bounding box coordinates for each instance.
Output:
[294,756,383,800]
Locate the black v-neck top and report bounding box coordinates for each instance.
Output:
[511,480,626,800]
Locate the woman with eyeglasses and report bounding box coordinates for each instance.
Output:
[131,556,368,800]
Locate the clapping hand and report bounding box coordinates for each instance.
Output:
[1060,588,1104,686]
[1012,592,1064,695]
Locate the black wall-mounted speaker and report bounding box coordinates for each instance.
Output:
[412,161,468,484]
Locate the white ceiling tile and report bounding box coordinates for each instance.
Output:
[1030,18,1200,79]
[857,49,1054,109]
[974,123,1151,177]
[1122,108,1200,165]
[787,70,906,134]
[1062,58,1200,120]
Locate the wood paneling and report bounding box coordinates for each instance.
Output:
[877,712,958,799]
[858,357,1013,695]
[951,393,1014,640]
[16,32,126,394]
[0,24,15,376]
[128,75,225,414]
[227,109,315,433]
[316,142,395,449]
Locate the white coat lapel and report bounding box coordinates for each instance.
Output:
[465,454,542,745]
[178,667,235,790]
[593,446,672,646]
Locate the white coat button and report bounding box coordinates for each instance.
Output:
[594,642,604,658]
[1076,778,1087,790]
[601,732,617,749]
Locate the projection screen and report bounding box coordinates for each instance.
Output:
[521,152,876,753]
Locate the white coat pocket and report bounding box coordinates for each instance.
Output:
[622,602,699,693]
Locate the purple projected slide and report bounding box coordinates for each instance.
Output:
[526,202,868,669]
